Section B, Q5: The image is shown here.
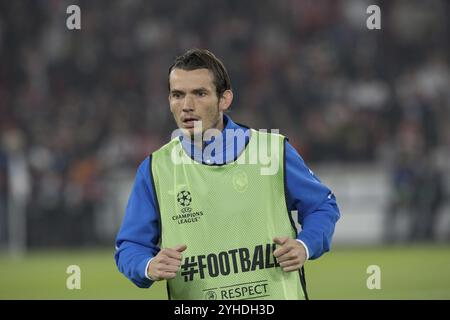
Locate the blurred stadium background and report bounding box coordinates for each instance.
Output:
[0,0,449,299]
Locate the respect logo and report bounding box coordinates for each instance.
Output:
[204,280,270,300]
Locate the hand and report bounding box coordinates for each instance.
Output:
[273,236,307,272]
[147,244,187,281]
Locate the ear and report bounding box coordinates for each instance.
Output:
[219,90,233,112]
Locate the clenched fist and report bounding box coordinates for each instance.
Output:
[146,244,187,281]
[273,236,307,272]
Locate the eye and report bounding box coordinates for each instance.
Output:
[171,92,181,99]
[197,92,207,97]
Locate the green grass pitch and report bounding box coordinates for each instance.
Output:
[1,245,449,299]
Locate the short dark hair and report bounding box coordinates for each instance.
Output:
[168,49,232,98]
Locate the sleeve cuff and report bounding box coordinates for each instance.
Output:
[296,239,310,260]
[144,257,156,281]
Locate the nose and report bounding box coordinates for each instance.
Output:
[182,95,194,112]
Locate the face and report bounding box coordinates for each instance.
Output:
[168,68,232,137]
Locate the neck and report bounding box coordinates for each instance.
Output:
[214,115,224,132]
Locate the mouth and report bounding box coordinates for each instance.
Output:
[181,116,200,128]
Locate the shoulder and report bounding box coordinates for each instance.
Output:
[284,140,305,161]
[136,157,150,175]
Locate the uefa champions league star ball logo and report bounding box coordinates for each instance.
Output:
[173,189,203,224]
[177,190,192,207]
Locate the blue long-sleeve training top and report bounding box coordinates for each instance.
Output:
[115,115,340,288]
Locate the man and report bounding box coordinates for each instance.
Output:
[115,49,340,300]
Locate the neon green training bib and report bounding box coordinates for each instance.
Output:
[151,129,305,300]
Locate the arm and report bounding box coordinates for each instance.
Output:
[114,156,160,288]
[285,141,340,260]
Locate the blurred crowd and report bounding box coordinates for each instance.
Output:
[0,0,449,247]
